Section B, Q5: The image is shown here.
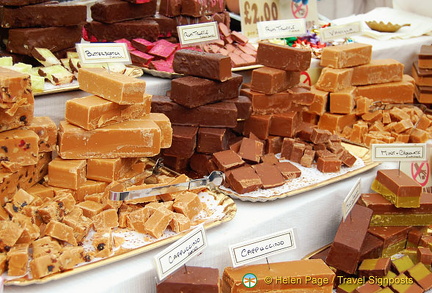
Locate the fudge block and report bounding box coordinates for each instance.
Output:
[352,59,404,86]
[92,209,119,231]
[26,116,57,152]
[197,127,229,154]
[356,75,415,103]
[0,103,34,133]
[7,244,29,276]
[58,120,161,159]
[330,87,356,114]
[251,66,300,94]
[151,95,238,128]
[317,156,341,173]
[86,158,136,183]
[144,207,173,238]
[170,74,242,108]
[415,85,432,103]
[326,204,373,274]
[358,257,391,277]
[275,161,301,179]
[157,266,219,293]
[130,50,154,66]
[243,115,272,140]
[0,2,86,28]
[6,26,82,56]
[318,113,357,134]
[58,246,85,271]
[30,254,60,279]
[84,19,159,42]
[173,191,202,219]
[256,41,311,71]
[212,149,244,172]
[252,162,285,189]
[412,61,432,86]
[418,44,432,69]
[0,129,39,166]
[226,165,262,194]
[148,39,178,59]
[159,0,182,17]
[0,220,23,251]
[241,88,292,115]
[315,67,353,92]
[0,0,49,5]
[173,49,232,81]
[269,112,301,137]
[147,113,173,149]
[44,220,77,246]
[65,95,151,130]
[406,262,432,291]
[308,86,329,116]
[371,169,422,208]
[163,125,197,158]
[225,95,251,120]
[92,229,113,257]
[288,85,315,106]
[320,43,372,68]
[78,68,147,105]
[238,137,264,163]
[0,66,33,106]
[90,0,157,23]
[48,157,86,190]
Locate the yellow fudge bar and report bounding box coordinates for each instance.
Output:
[86,157,136,182]
[44,220,77,246]
[65,94,151,130]
[48,157,86,190]
[351,59,404,86]
[7,243,29,276]
[78,67,146,105]
[58,119,161,159]
[330,87,356,114]
[0,67,33,106]
[0,129,39,166]
[0,98,34,132]
[26,116,57,152]
[315,67,353,92]
[356,75,415,103]
[222,259,335,293]
[320,43,372,68]
[145,113,172,148]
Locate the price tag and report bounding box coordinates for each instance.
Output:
[229,228,296,267]
[76,43,131,64]
[240,0,280,39]
[257,19,306,39]
[154,225,207,281]
[177,22,219,46]
[372,143,427,162]
[319,21,363,42]
[342,178,362,221]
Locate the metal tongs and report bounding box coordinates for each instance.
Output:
[109,159,225,201]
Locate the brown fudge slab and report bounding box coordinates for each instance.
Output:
[225,95,251,120]
[317,156,341,173]
[368,226,410,248]
[170,74,243,108]
[360,233,384,261]
[0,2,86,28]
[173,49,232,81]
[250,66,300,94]
[256,42,311,71]
[320,43,372,68]
[269,112,301,137]
[84,19,159,42]
[252,162,285,188]
[0,0,49,5]
[159,0,181,17]
[151,95,238,128]
[212,149,244,172]
[351,59,404,86]
[412,61,432,86]
[326,204,373,274]
[274,161,301,179]
[375,169,422,198]
[90,0,156,23]
[241,88,292,115]
[415,85,432,103]
[243,115,271,140]
[419,45,432,69]
[197,127,228,154]
[157,266,219,293]
[360,193,432,215]
[226,165,262,193]
[288,85,315,106]
[6,26,82,55]
[238,137,264,163]
[163,125,198,158]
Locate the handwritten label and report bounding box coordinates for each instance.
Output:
[240,0,280,39]
[372,143,427,162]
[319,21,363,42]
[154,225,207,281]
[342,178,362,221]
[257,19,306,39]
[177,22,219,45]
[229,228,296,267]
[76,43,130,64]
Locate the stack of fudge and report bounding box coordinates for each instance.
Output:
[412,44,432,105]
[313,168,432,293]
[0,0,86,58]
[312,42,432,145]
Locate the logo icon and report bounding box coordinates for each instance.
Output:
[242,273,257,288]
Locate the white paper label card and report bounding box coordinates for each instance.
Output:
[229,228,296,267]
[372,143,427,162]
[177,22,220,45]
[342,178,362,221]
[257,19,306,39]
[319,21,363,42]
[76,43,131,64]
[154,225,207,281]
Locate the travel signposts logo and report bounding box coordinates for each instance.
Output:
[242,273,257,288]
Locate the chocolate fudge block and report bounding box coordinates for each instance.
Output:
[326,204,373,274]
[241,88,292,115]
[170,74,243,108]
[173,49,232,81]
[274,161,301,180]
[243,115,271,140]
[151,95,238,128]
[197,127,229,154]
[238,137,264,163]
[90,0,157,23]
[412,61,432,86]
[269,112,301,137]
[252,162,285,189]
[150,14,177,38]
[0,2,86,28]
[163,125,198,158]
[360,233,384,261]
[419,45,432,69]
[288,85,315,106]
[157,266,219,293]
[251,66,300,94]
[212,149,244,172]
[406,262,432,291]
[84,19,159,42]
[256,41,311,72]
[226,165,262,194]
[0,0,49,6]
[358,258,391,278]
[225,95,252,120]
[6,26,82,56]
[159,0,182,17]
[181,0,224,17]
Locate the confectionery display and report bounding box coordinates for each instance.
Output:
[1,1,432,292]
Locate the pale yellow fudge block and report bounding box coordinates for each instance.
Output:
[78,67,146,105]
[351,59,404,86]
[0,67,33,106]
[173,191,203,219]
[330,87,356,114]
[74,180,108,202]
[0,129,39,166]
[145,113,173,148]
[26,116,57,152]
[320,43,372,68]
[356,75,415,103]
[315,67,353,93]
[86,157,136,182]
[92,209,119,231]
[65,95,151,130]
[58,120,161,159]
[30,254,61,279]
[7,243,29,276]
[58,246,84,270]
[0,100,34,132]
[144,207,173,238]
[48,157,86,190]
[92,229,113,258]
[44,220,77,246]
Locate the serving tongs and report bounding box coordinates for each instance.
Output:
[109,161,225,201]
[369,101,432,114]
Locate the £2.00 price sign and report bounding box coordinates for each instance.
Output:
[240,0,280,39]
